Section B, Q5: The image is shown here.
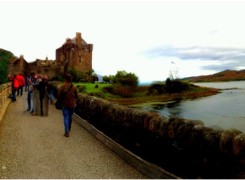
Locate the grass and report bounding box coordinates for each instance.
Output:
[74,82,108,93]
[73,82,114,98]
[73,82,220,105]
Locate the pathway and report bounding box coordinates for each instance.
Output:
[0,92,148,179]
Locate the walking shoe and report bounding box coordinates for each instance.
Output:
[64,132,69,137]
[31,113,37,116]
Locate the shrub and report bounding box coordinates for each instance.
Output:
[102,86,113,93]
[112,85,135,98]
[165,78,190,94]
[77,85,86,93]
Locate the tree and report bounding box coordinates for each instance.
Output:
[165,78,172,93]
[113,70,139,87]
[103,71,139,98]
[68,68,98,83]
[103,75,109,83]
[103,75,114,83]
[0,49,14,84]
[165,77,189,94]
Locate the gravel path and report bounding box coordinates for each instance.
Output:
[0,93,148,179]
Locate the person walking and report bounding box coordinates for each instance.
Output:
[9,74,19,102]
[16,73,25,96]
[57,73,78,137]
[27,72,36,112]
[25,74,31,92]
[47,80,55,104]
[37,75,48,116]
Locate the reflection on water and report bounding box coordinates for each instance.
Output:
[151,99,182,117]
[133,81,245,132]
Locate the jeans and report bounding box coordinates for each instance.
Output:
[49,90,54,103]
[62,107,75,133]
[25,84,29,92]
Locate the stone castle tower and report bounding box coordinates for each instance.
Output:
[8,55,28,75]
[8,32,93,79]
[55,32,93,75]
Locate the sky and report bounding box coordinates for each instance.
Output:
[1,0,245,83]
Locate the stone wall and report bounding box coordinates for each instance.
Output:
[55,32,93,75]
[27,60,59,78]
[0,83,11,123]
[8,55,28,75]
[74,94,245,178]
[67,44,93,73]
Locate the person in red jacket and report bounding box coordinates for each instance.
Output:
[10,74,19,102]
[16,73,25,96]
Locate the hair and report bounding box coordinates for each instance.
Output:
[65,73,72,82]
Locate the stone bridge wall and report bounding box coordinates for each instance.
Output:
[0,83,11,123]
[75,94,245,178]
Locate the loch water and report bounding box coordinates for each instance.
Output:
[134,81,245,132]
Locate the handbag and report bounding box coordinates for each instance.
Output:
[55,84,73,110]
[55,100,63,110]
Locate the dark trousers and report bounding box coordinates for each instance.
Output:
[40,97,44,116]
[17,86,23,96]
[11,88,17,101]
[27,91,32,111]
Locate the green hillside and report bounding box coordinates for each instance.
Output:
[0,48,15,84]
[183,69,245,82]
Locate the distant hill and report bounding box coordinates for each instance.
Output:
[183,69,245,82]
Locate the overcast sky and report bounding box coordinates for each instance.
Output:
[1,0,245,83]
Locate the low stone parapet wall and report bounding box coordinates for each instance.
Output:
[75,94,245,178]
[0,83,11,123]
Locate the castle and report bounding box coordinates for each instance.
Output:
[8,32,93,78]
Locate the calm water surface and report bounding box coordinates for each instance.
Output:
[134,81,245,132]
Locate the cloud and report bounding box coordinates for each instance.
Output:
[144,46,245,60]
[143,46,245,72]
[201,59,245,72]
